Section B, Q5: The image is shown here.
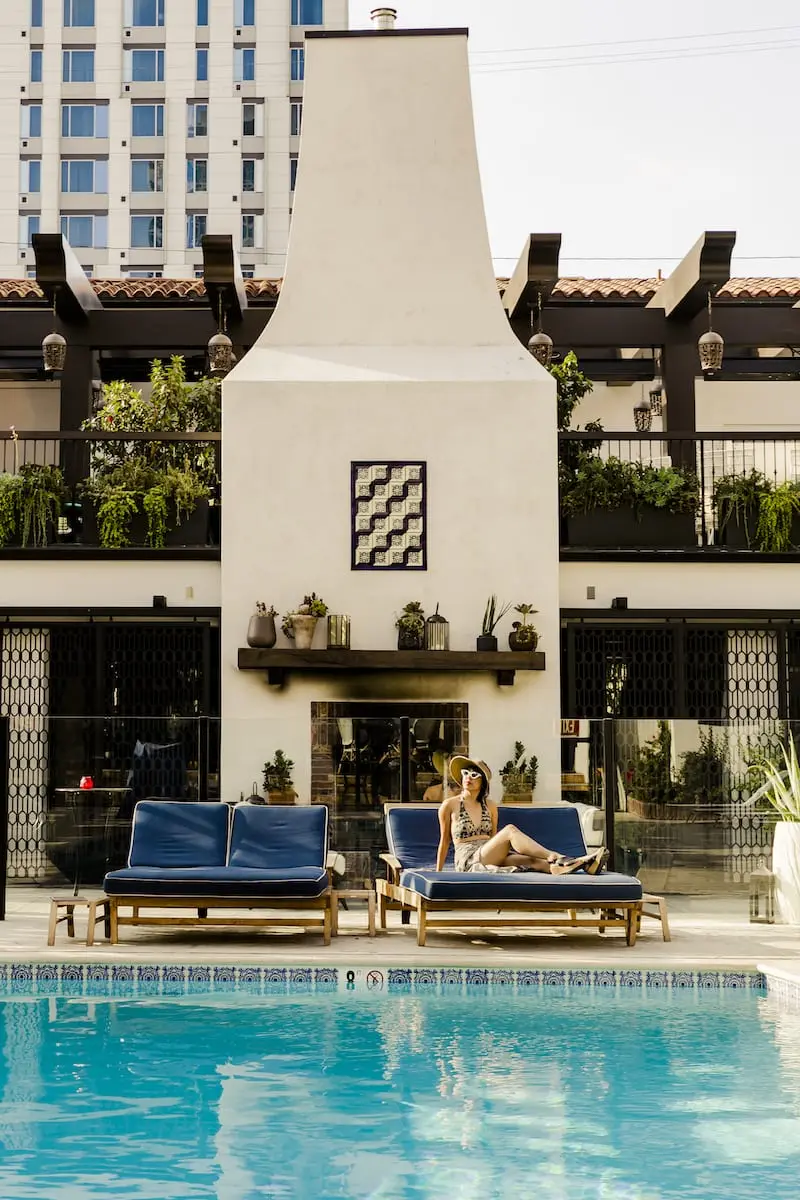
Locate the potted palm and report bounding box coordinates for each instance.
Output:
[749,740,800,924]
[477,596,511,651]
[282,593,328,649]
[508,604,539,650]
[500,741,538,801]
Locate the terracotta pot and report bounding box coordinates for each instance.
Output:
[247,612,277,648]
[291,614,319,649]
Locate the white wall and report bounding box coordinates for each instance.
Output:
[572,378,800,435]
[221,29,562,803]
[0,381,60,432]
[560,560,800,611]
[0,559,219,608]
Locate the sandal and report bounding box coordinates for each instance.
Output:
[584,848,609,876]
[551,853,596,876]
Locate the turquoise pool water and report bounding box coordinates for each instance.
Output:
[1,983,799,1198]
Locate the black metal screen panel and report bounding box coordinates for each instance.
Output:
[564,623,787,720]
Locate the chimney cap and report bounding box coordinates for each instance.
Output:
[370,7,397,30]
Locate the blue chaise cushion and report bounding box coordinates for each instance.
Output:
[399,869,642,902]
[228,805,328,869]
[104,865,328,899]
[127,801,229,868]
[498,806,588,860]
[386,806,453,869]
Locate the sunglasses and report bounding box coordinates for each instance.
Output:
[461,768,483,780]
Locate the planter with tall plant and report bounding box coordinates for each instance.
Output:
[714,470,800,552]
[749,740,800,924]
[477,595,511,651]
[561,457,700,549]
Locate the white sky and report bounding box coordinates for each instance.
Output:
[348,0,800,279]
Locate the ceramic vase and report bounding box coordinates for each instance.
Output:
[246,612,277,648]
[291,614,318,650]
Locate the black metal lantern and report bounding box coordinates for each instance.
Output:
[633,392,652,433]
[424,604,450,651]
[42,330,67,373]
[527,291,553,367]
[749,858,775,924]
[698,292,724,373]
[208,330,234,376]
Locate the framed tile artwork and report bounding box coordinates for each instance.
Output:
[351,461,427,570]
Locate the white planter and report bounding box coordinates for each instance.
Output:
[772,822,800,924]
[291,614,319,650]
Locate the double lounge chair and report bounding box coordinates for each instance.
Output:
[377,804,643,945]
[103,801,332,943]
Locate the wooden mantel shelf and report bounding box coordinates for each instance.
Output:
[237,648,546,688]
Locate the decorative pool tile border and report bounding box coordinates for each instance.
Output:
[0,964,766,997]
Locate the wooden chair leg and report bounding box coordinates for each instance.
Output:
[86,901,97,946]
[66,905,75,938]
[568,909,577,923]
[377,889,387,930]
[416,899,427,947]
[330,895,339,937]
[322,906,331,946]
[103,901,111,940]
[367,891,376,937]
[47,901,59,947]
[626,906,638,947]
[109,898,119,945]
[658,897,672,942]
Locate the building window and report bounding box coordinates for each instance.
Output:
[131,159,163,192]
[131,214,163,248]
[187,102,208,138]
[186,213,207,248]
[234,48,255,82]
[242,102,263,137]
[196,0,208,26]
[290,47,304,81]
[125,269,163,278]
[31,50,43,83]
[240,264,254,278]
[21,160,41,193]
[234,0,255,25]
[62,103,108,137]
[22,105,42,138]
[131,103,164,137]
[292,0,322,24]
[241,213,257,249]
[31,0,43,27]
[64,0,95,26]
[196,48,208,81]
[290,155,298,191]
[291,100,303,137]
[125,49,164,82]
[242,159,255,192]
[63,50,95,82]
[19,215,40,246]
[186,158,207,192]
[61,159,108,193]
[60,213,107,247]
[126,0,165,26]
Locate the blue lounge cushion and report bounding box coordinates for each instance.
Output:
[229,805,328,869]
[104,865,329,899]
[399,868,642,903]
[386,806,454,869]
[128,801,230,869]
[497,806,588,861]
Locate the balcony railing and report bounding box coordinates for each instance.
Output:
[0,430,220,555]
[559,430,800,554]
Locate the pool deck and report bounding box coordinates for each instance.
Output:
[3,888,800,976]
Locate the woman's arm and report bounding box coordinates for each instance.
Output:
[436,799,452,870]
[489,800,499,836]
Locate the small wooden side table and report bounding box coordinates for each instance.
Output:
[638,893,671,942]
[47,896,110,947]
[331,889,376,937]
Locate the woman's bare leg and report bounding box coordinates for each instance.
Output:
[477,825,562,869]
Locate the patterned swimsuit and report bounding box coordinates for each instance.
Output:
[452,798,493,871]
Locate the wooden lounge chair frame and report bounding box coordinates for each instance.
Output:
[107,892,333,944]
[376,854,640,947]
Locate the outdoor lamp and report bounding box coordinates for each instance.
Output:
[749,858,775,924]
[649,351,665,415]
[528,291,554,367]
[633,391,653,433]
[698,291,724,373]
[208,297,235,376]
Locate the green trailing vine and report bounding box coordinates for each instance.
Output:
[17,464,65,547]
[713,470,800,551]
[756,483,800,553]
[0,474,19,547]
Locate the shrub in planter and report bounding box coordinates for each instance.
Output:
[82,461,209,548]
[508,604,539,650]
[561,456,699,548]
[262,749,296,805]
[500,741,538,799]
[396,601,425,650]
[0,464,65,548]
[714,470,800,552]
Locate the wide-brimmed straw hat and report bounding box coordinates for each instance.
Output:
[449,756,492,786]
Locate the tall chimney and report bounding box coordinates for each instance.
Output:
[370,8,397,30]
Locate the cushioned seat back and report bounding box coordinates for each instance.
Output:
[386,806,453,869]
[229,805,328,869]
[498,806,587,859]
[128,801,230,868]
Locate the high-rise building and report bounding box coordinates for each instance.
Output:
[0,0,348,280]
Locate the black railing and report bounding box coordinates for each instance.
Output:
[559,430,800,553]
[0,430,220,552]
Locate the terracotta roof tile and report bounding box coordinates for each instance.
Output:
[1,275,799,305]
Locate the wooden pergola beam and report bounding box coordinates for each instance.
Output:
[31,234,103,323]
[502,234,562,322]
[646,231,736,320]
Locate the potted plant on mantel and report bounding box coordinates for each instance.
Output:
[508,604,539,651]
[396,601,425,650]
[282,593,328,650]
[500,741,538,801]
[749,739,800,924]
[247,602,278,648]
[262,749,296,805]
[477,596,512,651]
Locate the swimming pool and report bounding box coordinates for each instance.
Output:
[0,968,798,1199]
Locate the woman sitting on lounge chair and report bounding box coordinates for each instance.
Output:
[436,756,606,875]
